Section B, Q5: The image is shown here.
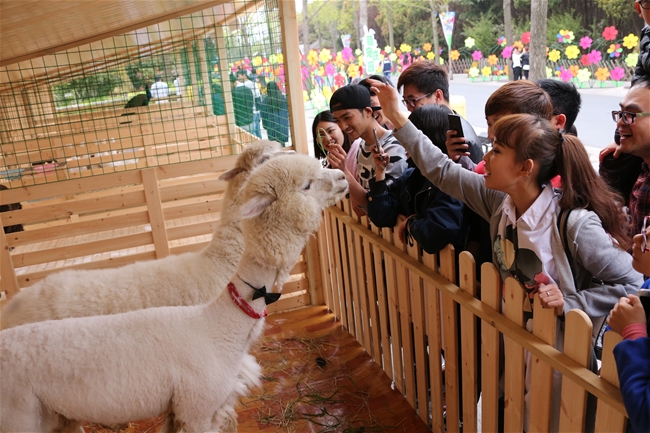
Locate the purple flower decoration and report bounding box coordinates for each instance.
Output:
[610,66,625,81]
[579,36,593,50]
[587,50,602,64]
[472,50,483,61]
[325,62,336,77]
[341,47,355,63]
[501,46,513,59]
[560,68,573,82]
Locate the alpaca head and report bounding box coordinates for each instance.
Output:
[218,140,288,226]
[238,154,348,283]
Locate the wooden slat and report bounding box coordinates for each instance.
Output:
[371,223,392,376]
[141,168,170,258]
[503,277,526,433]
[0,215,20,298]
[327,209,344,325]
[337,202,354,334]
[352,220,371,354]
[459,251,478,432]
[343,199,362,344]
[382,226,403,392]
[12,232,152,267]
[595,331,627,433]
[559,309,593,432]
[361,218,381,365]
[529,292,558,432]
[395,237,415,407]
[439,245,460,433]
[305,224,323,306]
[278,0,303,151]
[162,198,222,221]
[480,262,502,433]
[316,219,333,311]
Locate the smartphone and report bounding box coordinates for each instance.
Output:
[448,114,465,138]
[639,289,650,323]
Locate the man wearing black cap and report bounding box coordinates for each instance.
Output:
[330,85,407,201]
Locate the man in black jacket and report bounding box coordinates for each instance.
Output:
[396,60,484,164]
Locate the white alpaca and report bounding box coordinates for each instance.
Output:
[1,140,286,331]
[0,154,348,433]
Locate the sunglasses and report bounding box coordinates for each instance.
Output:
[402,93,432,109]
[642,215,650,253]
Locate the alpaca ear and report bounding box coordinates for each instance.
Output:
[219,167,245,181]
[241,194,275,219]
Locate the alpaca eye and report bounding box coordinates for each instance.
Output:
[303,181,312,190]
[259,157,269,164]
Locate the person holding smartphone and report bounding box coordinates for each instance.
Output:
[608,214,650,433]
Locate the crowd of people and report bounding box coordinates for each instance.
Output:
[310,2,650,431]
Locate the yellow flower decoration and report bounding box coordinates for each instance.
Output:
[322,86,333,101]
[565,45,580,60]
[471,61,478,68]
[389,53,397,62]
[303,90,310,102]
[626,53,639,67]
[548,50,561,63]
[464,38,476,49]
[315,66,325,76]
[319,48,332,63]
[384,45,393,53]
[468,67,480,78]
[623,34,639,50]
[546,67,553,78]
[450,50,460,61]
[427,52,435,60]
[481,66,492,77]
[347,63,360,78]
[423,42,432,52]
[400,43,412,53]
[577,68,591,82]
[595,67,610,81]
[513,41,524,50]
[252,56,263,67]
[487,54,498,66]
[307,50,319,66]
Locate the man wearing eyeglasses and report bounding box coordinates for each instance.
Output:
[614,76,650,236]
[396,61,484,164]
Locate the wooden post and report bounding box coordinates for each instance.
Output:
[0,215,20,299]
[187,40,198,104]
[278,0,308,153]
[199,37,214,116]
[215,26,238,148]
[175,51,184,98]
[141,168,170,258]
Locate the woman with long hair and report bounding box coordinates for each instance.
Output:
[367,78,641,432]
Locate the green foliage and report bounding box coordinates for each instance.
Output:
[546,12,585,47]
[454,0,503,22]
[462,14,503,53]
[52,72,123,106]
[596,0,628,21]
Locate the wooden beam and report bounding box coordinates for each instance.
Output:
[0,0,234,67]
[278,0,307,153]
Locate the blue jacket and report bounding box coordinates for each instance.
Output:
[614,336,650,433]
[367,162,465,255]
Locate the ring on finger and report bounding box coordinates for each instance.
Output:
[546,291,550,297]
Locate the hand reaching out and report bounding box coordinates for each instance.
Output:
[608,295,647,334]
[327,144,348,171]
[371,142,388,179]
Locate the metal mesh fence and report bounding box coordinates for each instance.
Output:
[0,0,288,188]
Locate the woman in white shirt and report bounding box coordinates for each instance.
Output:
[512,47,523,81]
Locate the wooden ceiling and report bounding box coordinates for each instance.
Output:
[0,0,264,88]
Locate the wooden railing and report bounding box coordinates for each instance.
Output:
[316,198,629,432]
[0,155,309,313]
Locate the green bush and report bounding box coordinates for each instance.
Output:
[462,14,503,54]
[546,12,585,48]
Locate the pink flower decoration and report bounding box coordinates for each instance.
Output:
[579,36,593,50]
[587,50,602,64]
[579,54,591,67]
[602,26,618,41]
[341,47,355,63]
[560,68,573,82]
[325,62,336,77]
[610,66,625,81]
[501,46,513,59]
[521,32,531,44]
[472,50,483,61]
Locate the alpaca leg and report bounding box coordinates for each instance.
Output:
[1,393,48,433]
[159,413,183,433]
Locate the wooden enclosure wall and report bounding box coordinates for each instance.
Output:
[0,155,309,313]
[0,99,258,188]
[317,199,629,432]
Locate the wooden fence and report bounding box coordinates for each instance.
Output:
[0,155,310,313]
[317,198,629,432]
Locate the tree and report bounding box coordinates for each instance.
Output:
[302,0,309,50]
[504,0,514,79]
[529,0,548,81]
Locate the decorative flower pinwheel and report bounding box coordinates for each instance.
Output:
[481,66,492,77]
[319,49,332,63]
[498,36,506,47]
[587,50,602,64]
[427,52,435,60]
[472,50,483,61]
[607,44,623,58]
[557,30,575,43]
[560,68,574,82]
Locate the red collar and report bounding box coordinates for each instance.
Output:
[228,282,267,319]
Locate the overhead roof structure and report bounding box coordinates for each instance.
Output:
[0,0,262,86]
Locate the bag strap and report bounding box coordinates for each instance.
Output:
[557,208,575,278]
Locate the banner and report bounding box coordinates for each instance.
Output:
[341,34,352,49]
[361,26,381,75]
[439,11,456,48]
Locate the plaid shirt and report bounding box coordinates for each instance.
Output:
[629,163,650,236]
